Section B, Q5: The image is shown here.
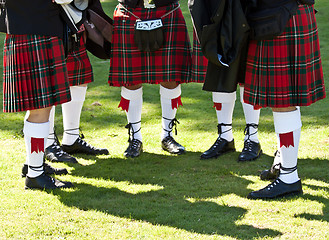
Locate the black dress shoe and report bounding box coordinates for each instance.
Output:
[25,173,74,190]
[247,178,303,199]
[45,142,78,163]
[124,139,143,158]
[200,137,235,160]
[62,137,109,155]
[238,140,262,162]
[21,163,68,177]
[161,136,185,154]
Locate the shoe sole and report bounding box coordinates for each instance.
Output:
[200,149,236,160]
[248,190,303,200]
[162,147,186,155]
[237,150,263,162]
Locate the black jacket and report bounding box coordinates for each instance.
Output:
[0,0,64,39]
[189,0,250,92]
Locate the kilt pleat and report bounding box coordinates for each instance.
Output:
[190,31,207,83]
[244,5,325,108]
[109,3,192,86]
[3,35,71,112]
[66,37,93,86]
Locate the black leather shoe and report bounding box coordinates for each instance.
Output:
[62,137,109,155]
[25,173,74,190]
[200,137,235,160]
[161,136,185,154]
[21,163,68,177]
[247,178,303,199]
[45,142,78,163]
[238,140,262,162]
[124,139,143,158]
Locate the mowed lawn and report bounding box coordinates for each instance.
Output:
[0,0,329,239]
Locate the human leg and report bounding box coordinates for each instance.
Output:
[118,84,143,158]
[61,85,109,155]
[200,92,236,159]
[238,85,262,162]
[24,108,73,190]
[248,107,303,199]
[160,82,185,154]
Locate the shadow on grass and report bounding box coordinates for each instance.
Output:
[51,151,282,239]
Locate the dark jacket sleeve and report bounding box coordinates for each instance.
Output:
[189,0,251,92]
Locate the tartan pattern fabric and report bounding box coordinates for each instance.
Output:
[3,35,71,112]
[66,37,94,86]
[190,31,208,83]
[244,5,325,108]
[108,3,192,86]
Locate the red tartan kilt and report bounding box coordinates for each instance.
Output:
[3,35,71,112]
[244,5,326,108]
[191,31,208,83]
[109,3,192,86]
[66,37,93,86]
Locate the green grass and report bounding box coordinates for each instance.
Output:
[1,0,329,239]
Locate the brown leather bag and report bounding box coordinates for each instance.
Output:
[84,0,113,59]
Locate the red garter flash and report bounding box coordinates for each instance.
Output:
[118,97,130,112]
[171,96,183,110]
[279,132,294,148]
[31,137,44,153]
[254,105,262,110]
[213,102,222,111]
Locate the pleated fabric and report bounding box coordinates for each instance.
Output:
[108,3,192,86]
[66,37,93,86]
[243,5,325,108]
[190,30,208,83]
[3,34,71,112]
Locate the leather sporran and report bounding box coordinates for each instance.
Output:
[134,19,164,52]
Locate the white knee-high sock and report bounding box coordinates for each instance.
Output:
[23,120,49,178]
[273,108,302,184]
[120,86,143,141]
[212,91,236,142]
[240,85,260,143]
[62,86,87,145]
[46,106,56,148]
[160,85,182,140]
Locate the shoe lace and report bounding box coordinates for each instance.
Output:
[165,136,178,145]
[28,164,44,173]
[125,121,141,142]
[242,139,254,152]
[130,139,141,150]
[217,123,232,136]
[163,117,180,137]
[211,123,232,149]
[77,136,98,150]
[48,128,69,157]
[51,141,66,157]
[267,179,280,191]
[65,128,98,150]
[244,123,258,141]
